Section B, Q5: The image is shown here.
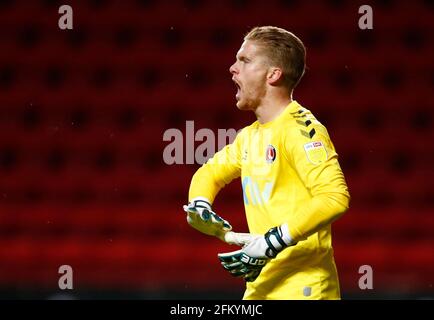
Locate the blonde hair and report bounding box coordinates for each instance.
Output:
[245,26,306,91]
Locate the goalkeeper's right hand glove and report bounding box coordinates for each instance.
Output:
[183,197,256,246]
[183,197,232,241]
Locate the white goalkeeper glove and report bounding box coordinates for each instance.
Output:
[183,197,256,246]
[218,224,295,282]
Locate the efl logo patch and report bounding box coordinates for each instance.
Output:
[303,141,328,165]
[265,145,276,163]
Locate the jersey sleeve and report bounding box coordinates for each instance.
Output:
[283,123,350,242]
[188,129,244,204]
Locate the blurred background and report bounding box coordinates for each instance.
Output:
[0,0,432,299]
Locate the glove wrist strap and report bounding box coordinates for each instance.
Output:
[189,197,212,210]
[264,224,294,258]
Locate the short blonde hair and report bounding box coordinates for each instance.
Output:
[245,26,306,91]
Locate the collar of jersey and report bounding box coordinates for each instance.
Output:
[256,100,300,129]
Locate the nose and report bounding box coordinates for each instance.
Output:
[229,62,238,75]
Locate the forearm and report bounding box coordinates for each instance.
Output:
[286,192,350,243]
[188,164,225,204]
[185,164,255,246]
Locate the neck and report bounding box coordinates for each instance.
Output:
[254,94,293,124]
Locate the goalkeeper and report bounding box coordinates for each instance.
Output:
[183,26,350,300]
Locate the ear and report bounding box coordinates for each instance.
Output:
[267,68,283,85]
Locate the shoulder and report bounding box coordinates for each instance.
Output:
[281,105,336,167]
[283,106,330,142]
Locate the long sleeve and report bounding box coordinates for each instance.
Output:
[283,124,350,242]
[188,129,244,204]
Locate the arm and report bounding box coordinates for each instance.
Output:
[283,125,350,242]
[184,129,255,245]
[188,129,243,203]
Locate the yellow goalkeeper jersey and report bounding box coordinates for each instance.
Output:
[188,100,350,300]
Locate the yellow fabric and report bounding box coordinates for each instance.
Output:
[188,100,350,300]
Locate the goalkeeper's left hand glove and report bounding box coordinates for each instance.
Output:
[218,224,295,282]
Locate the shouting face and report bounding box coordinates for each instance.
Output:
[229,40,270,111]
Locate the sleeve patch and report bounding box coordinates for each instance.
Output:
[303,141,328,165]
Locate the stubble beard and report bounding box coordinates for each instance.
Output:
[236,84,265,112]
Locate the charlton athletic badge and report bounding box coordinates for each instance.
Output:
[265,145,276,163]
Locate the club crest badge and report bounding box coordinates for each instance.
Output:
[265,145,276,164]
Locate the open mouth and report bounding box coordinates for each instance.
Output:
[233,78,241,100]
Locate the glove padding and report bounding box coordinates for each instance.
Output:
[218,247,266,282]
[183,198,232,241]
[223,231,259,246]
[218,226,293,282]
